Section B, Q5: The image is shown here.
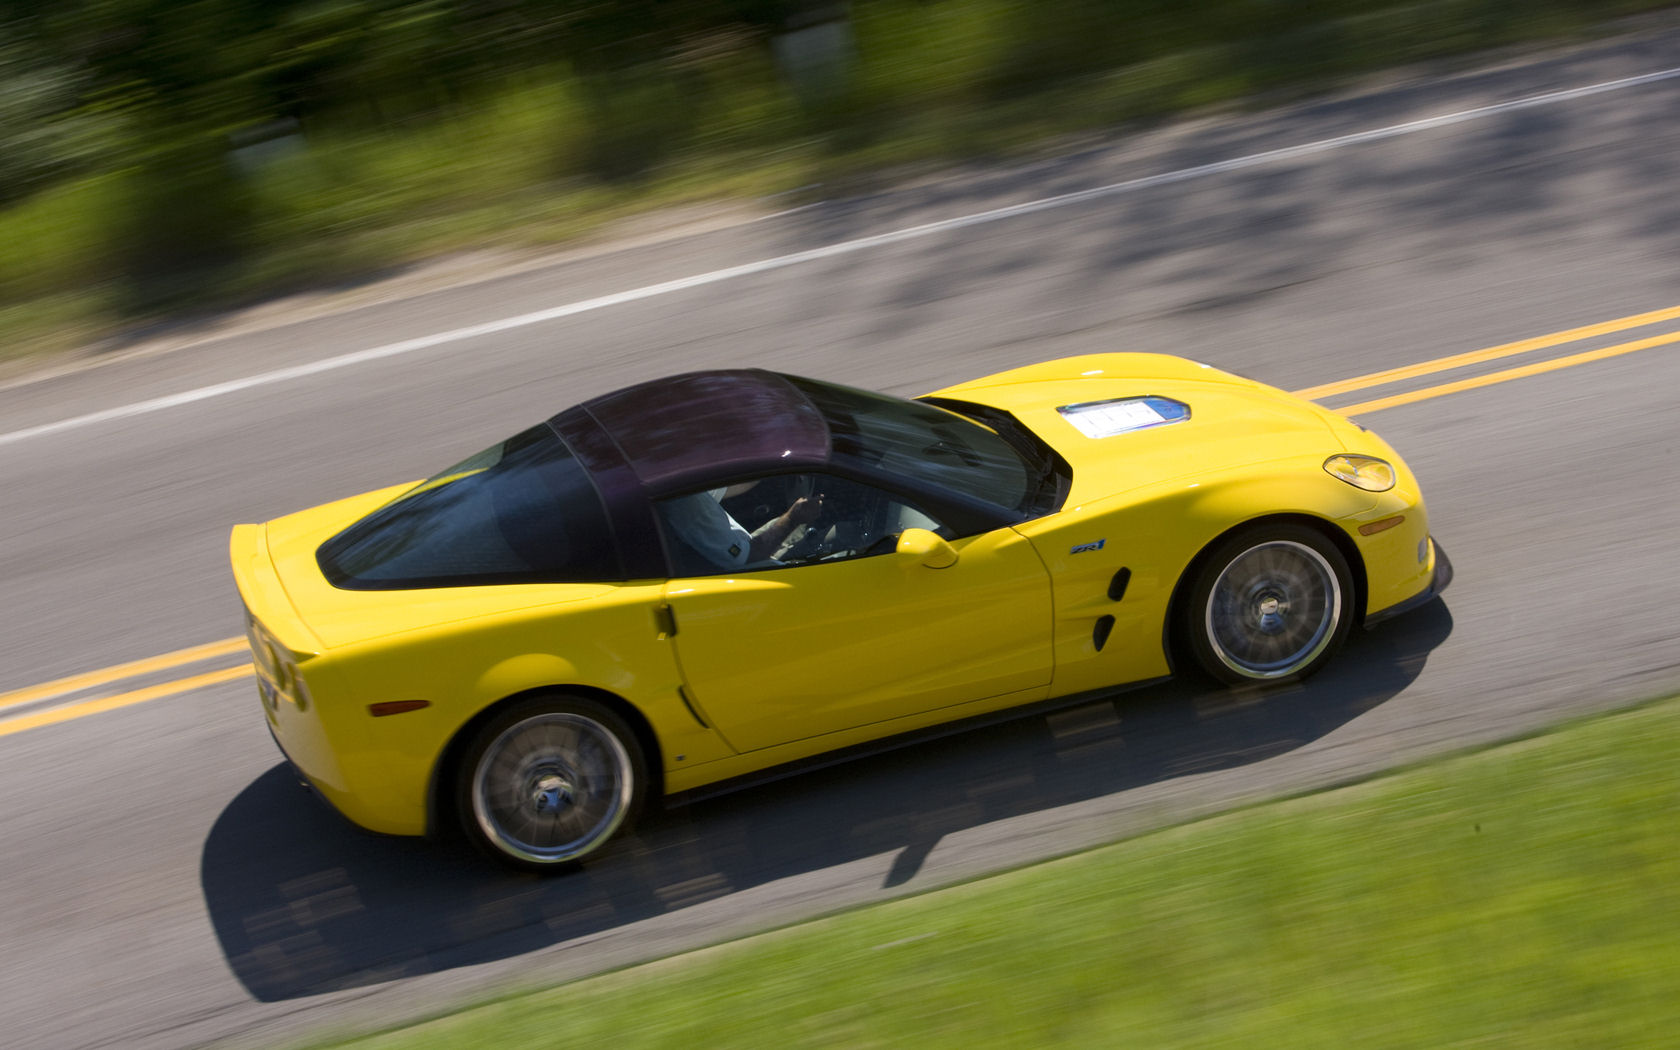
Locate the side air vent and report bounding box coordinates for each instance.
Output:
[1108,567,1131,602]
[1093,615,1116,652]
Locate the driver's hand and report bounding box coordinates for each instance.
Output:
[786,493,824,526]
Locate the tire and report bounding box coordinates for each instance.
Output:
[456,695,646,871]
[1184,523,1355,686]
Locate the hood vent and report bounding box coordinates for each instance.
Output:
[1058,396,1190,439]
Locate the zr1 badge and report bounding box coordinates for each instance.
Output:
[1069,539,1106,555]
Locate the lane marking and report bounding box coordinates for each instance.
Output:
[0,665,252,738]
[3,307,1676,735]
[5,64,1680,451]
[0,637,248,712]
[1331,328,1680,415]
[1294,303,1680,400]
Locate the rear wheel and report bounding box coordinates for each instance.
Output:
[456,695,646,871]
[1186,524,1354,685]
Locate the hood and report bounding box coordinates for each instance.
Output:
[928,354,1354,503]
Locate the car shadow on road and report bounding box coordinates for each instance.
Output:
[202,600,1451,1001]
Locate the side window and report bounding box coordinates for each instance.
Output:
[655,472,950,577]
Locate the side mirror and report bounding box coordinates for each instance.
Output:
[897,527,958,569]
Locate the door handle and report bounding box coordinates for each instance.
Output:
[653,603,678,639]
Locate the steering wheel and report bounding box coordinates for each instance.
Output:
[727,474,815,528]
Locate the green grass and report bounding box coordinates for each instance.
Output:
[314,695,1680,1049]
[5,1,1680,365]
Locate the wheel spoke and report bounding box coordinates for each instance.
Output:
[470,709,635,864]
[1204,539,1343,679]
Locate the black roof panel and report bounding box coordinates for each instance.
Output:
[578,369,831,492]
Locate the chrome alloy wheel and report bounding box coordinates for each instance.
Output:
[470,711,635,865]
[1204,539,1343,680]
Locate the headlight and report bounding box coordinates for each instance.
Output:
[1324,454,1396,492]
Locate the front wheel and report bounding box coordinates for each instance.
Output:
[1185,524,1355,686]
[456,695,646,871]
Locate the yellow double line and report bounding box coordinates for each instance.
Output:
[1298,302,1680,414]
[0,639,251,738]
[3,302,1677,739]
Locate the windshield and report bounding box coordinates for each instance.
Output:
[318,425,620,589]
[787,377,1039,515]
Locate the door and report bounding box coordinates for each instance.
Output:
[656,474,1053,752]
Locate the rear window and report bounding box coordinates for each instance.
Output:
[318,426,620,589]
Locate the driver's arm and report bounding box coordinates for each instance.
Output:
[749,494,823,560]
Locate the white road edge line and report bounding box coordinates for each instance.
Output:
[5,63,1679,451]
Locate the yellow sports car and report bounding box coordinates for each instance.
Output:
[231,354,1449,870]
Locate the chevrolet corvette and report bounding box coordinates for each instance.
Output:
[230,354,1450,870]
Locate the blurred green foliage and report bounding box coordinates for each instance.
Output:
[0,0,1675,349]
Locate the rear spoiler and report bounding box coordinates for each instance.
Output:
[229,523,324,657]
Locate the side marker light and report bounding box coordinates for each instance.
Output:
[1358,515,1406,536]
[370,700,431,717]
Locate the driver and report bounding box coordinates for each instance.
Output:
[662,481,824,571]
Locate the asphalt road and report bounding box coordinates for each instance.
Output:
[5,23,1680,1050]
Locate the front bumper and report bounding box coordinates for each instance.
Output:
[1365,538,1453,628]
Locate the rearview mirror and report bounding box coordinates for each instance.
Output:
[897,528,958,569]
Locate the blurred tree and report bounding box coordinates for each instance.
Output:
[4,1,298,301]
[0,0,812,300]
[0,31,96,204]
[0,0,810,174]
